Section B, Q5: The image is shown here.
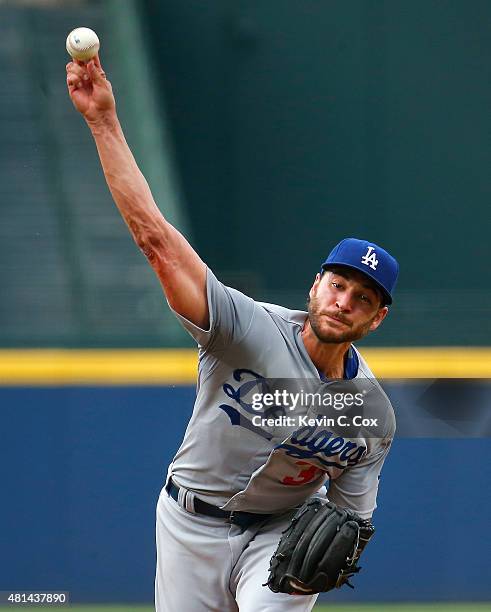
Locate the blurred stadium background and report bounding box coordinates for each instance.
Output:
[0,0,490,609]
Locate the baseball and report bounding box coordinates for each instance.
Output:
[66,27,100,62]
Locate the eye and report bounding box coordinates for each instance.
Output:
[360,294,372,304]
[332,281,341,289]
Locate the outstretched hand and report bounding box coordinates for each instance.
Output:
[66,54,116,124]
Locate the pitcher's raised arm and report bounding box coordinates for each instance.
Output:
[66,55,208,328]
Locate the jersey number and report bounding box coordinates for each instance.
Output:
[282,461,322,486]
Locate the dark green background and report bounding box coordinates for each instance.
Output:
[143,0,491,345]
[0,2,489,347]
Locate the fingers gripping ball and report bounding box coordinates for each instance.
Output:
[264,499,374,595]
[66,27,100,62]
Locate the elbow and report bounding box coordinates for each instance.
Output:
[138,235,166,266]
[136,233,157,261]
[139,242,156,262]
[130,219,168,264]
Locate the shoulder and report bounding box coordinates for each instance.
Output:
[207,268,307,330]
[255,301,308,328]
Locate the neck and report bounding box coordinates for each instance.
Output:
[301,319,351,379]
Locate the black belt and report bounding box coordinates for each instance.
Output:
[166,478,272,531]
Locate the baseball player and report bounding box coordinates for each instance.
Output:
[67,56,398,612]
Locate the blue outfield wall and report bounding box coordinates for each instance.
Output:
[1,386,490,603]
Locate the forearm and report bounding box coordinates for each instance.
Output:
[87,112,168,257]
[67,57,208,326]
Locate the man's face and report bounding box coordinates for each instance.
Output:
[307,267,389,344]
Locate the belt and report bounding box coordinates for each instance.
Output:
[166,478,272,530]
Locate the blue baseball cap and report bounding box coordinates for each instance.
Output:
[321,238,399,305]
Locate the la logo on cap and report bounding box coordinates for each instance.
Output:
[361,246,379,270]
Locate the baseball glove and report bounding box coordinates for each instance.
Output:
[264,498,374,595]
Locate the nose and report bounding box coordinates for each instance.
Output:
[335,292,353,312]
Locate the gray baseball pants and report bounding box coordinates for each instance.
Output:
[155,486,318,611]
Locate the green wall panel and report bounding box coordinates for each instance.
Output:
[144,0,491,345]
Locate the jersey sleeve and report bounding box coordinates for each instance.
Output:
[169,267,255,351]
[326,438,392,520]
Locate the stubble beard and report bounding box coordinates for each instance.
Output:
[307,296,375,344]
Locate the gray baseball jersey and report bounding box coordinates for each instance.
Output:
[168,268,395,520]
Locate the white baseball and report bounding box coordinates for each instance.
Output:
[66,27,100,62]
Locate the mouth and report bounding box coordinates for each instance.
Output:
[324,314,351,327]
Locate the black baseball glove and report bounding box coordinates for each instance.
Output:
[264,498,374,595]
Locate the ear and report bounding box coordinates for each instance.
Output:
[309,273,323,300]
[369,306,389,332]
